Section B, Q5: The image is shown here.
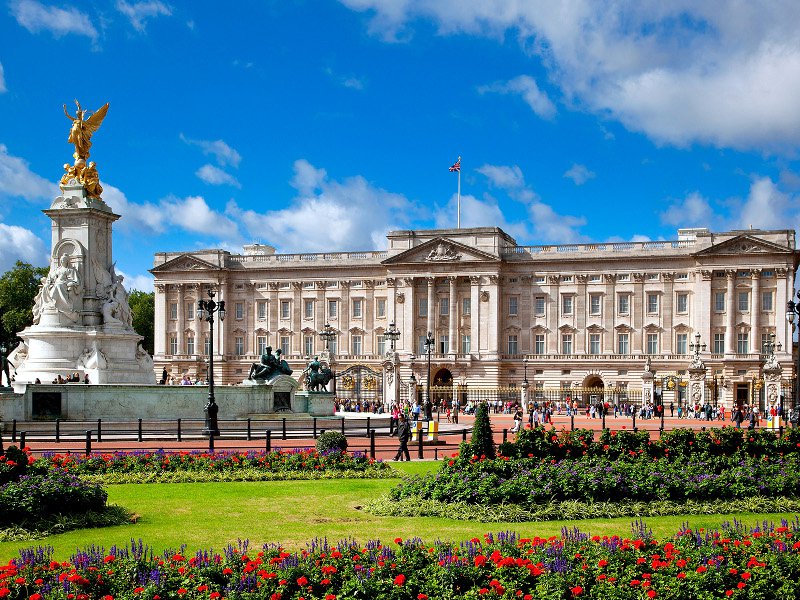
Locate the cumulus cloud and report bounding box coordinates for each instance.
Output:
[477,164,525,189]
[0,62,6,93]
[117,269,154,293]
[735,177,797,231]
[341,1,800,152]
[660,192,718,228]
[180,134,241,168]
[102,183,240,241]
[10,0,98,40]
[116,0,171,32]
[228,159,418,252]
[563,163,595,185]
[324,67,367,90]
[0,223,48,272]
[433,193,528,240]
[195,164,241,188]
[478,75,556,120]
[0,144,59,201]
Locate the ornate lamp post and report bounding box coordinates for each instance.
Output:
[787,293,800,417]
[319,323,337,354]
[197,289,225,448]
[385,321,401,354]
[689,332,706,361]
[712,374,725,407]
[423,331,435,420]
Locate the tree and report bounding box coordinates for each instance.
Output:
[469,401,496,460]
[129,290,155,354]
[0,261,48,347]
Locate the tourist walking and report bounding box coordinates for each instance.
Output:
[393,414,411,461]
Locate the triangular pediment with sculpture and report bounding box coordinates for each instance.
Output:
[381,237,500,266]
[694,234,793,257]
[150,254,220,273]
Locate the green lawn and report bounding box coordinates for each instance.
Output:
[1,461,797,561]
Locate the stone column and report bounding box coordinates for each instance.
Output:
[402,278,416,355]
[725,270,736,354]
[426,277,435,337]
[776,268,790,354]
[575,275,587,354]
[341,281,351,356]
[176,284,184,354]
[292,281,303,356]
[603,274,615,354]
[217,281,229,357]
[470,276,481,355]
[365,280,375,355]
[750,269,761,348]
[268,282,279,348]
[632,273,644,354]
[487,275,500,358]
[448,276,458,355]
[154,284,166,356]
[547,275,559,354]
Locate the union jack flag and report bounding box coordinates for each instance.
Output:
[449,158,461,172]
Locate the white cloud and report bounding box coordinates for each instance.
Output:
[10,0,98,40]
[478,75,556,120]
[433,193,528,240]
[736,177,797,231]
[563,163,595,185]
[117,269,154,293]
[116,0,171,32]
[0,62,6,93]
[103,183,240,241]
[180,134,241,168]
[477,164,525,189]
[660,192,717,228]
[0,144,59,201]
[526,201,587,244]
[195,164,240,188]
[229,159,418,252]
[0,223,48,272]
[342,1,800,152]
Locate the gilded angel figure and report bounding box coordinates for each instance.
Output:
[63,100,109,160]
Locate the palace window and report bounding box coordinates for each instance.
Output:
[186,336,195,355]
[676,333,688,355]
[235,302,244,320]
[303,335,314,357]
[328,299,338,318]
[646,333,658,355]
[737,332,749,354]
[280,336,290,356]
[235,336,244,356]
[440,335,449,354]
[534,296,545,316]
[561,333,573,355]
[461,334,471,354]
[618,294,630,315]
[534,334,545,355]
[713,333,725,354]
[440,297,449,316]
[418,298,428,317]
[186,302,195,320]
[676,293,688,313]
[304,299,314,319]
[376,334,386,356]
[589,333,600,355]
[589,294,601,315]
[738,291,749,312]
[257,336,267,355]
[762,290,773,311]
[508,334,518,355]
[618,333,630,355]
[352,299,363,318]
[257,301,266,320]
[280,300,290,319]
[376,298,386,318]
[647,293,659,314]
[508,296,518,316]
[561,295,574,315]
[352,335,362,355]
[169,303,178,320]
[462,297,471,315]
[715,291,726,312]
[169,336,177,355]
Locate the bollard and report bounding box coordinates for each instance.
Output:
[265,429,272,452]
[632,411,636,430]
[177,418,182,441]
[366,416,371,436]
[313,417,318,439]
[282,417,287,440]
[19,431,26,449]
[437,409,440,422]
[502,429,508,443]
[389,417,395,436]
[660,411,665,432]
[247,418,252,441]
[434,447,439,460]
[55,418,61,443]
[341,417,345,435]
[462,428,467,442]
[85,430,92,455]
[97,418,102,442]
[138,418,143,442]
[209,433,215,452]
[0,430,3,453]
[570,414,575,431]
[12,419,17,444]
[602,410,606,430]
[779,425,784,437]
[418,429,424,459]
[370,429,375,459]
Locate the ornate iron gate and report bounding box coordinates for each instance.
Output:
[337,364,382,408]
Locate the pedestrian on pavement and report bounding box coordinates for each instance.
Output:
[393,413,411,461]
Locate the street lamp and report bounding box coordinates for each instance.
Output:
[423,331,435,420]
[385,321,401,354]
[319,323,337,353]
[787,293,800,417]
[197,289,225,448]
[712,373,725,407]
[523,356,529,384]
[689,332,706,360]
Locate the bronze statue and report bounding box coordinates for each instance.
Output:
[64,100,109,160]
[248,346,279,380]
[303,356,333,392]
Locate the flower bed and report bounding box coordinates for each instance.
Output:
[3,519,800,599]
[40,449,392,483]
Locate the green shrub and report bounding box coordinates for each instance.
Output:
[315,430,348,454]
[469,402,495,459]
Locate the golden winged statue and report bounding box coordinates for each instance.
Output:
[63,100,109,160]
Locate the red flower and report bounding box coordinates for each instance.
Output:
[297,576,308,586]
[418,595,428,600]
[394,538,403,544]
[597,559,608,567]
[696,566,707,573]
[394,574,406,586]
[177,589,187,596]
[571,586,583,596]
[647,591,657,598]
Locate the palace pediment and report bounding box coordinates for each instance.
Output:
[694,234,792,257]
[381,237,500,266]
[150,254,219,273]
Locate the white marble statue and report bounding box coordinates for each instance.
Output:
[77,342,107,371]
[102,275,133,328]
[33,254,82,324]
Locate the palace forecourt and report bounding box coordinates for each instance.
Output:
[152,226,799,414]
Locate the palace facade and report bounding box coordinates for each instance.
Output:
[151,226,799,410]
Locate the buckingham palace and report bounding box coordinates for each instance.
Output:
[151,226,799,411]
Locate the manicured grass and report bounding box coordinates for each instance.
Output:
[1,459,797,561]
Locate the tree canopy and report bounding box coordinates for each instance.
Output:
[0,261,48,347]
[129,289,155,354]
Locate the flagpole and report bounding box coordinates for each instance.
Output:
[457,156,461,229]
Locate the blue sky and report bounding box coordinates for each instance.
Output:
[1,1,800,291]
